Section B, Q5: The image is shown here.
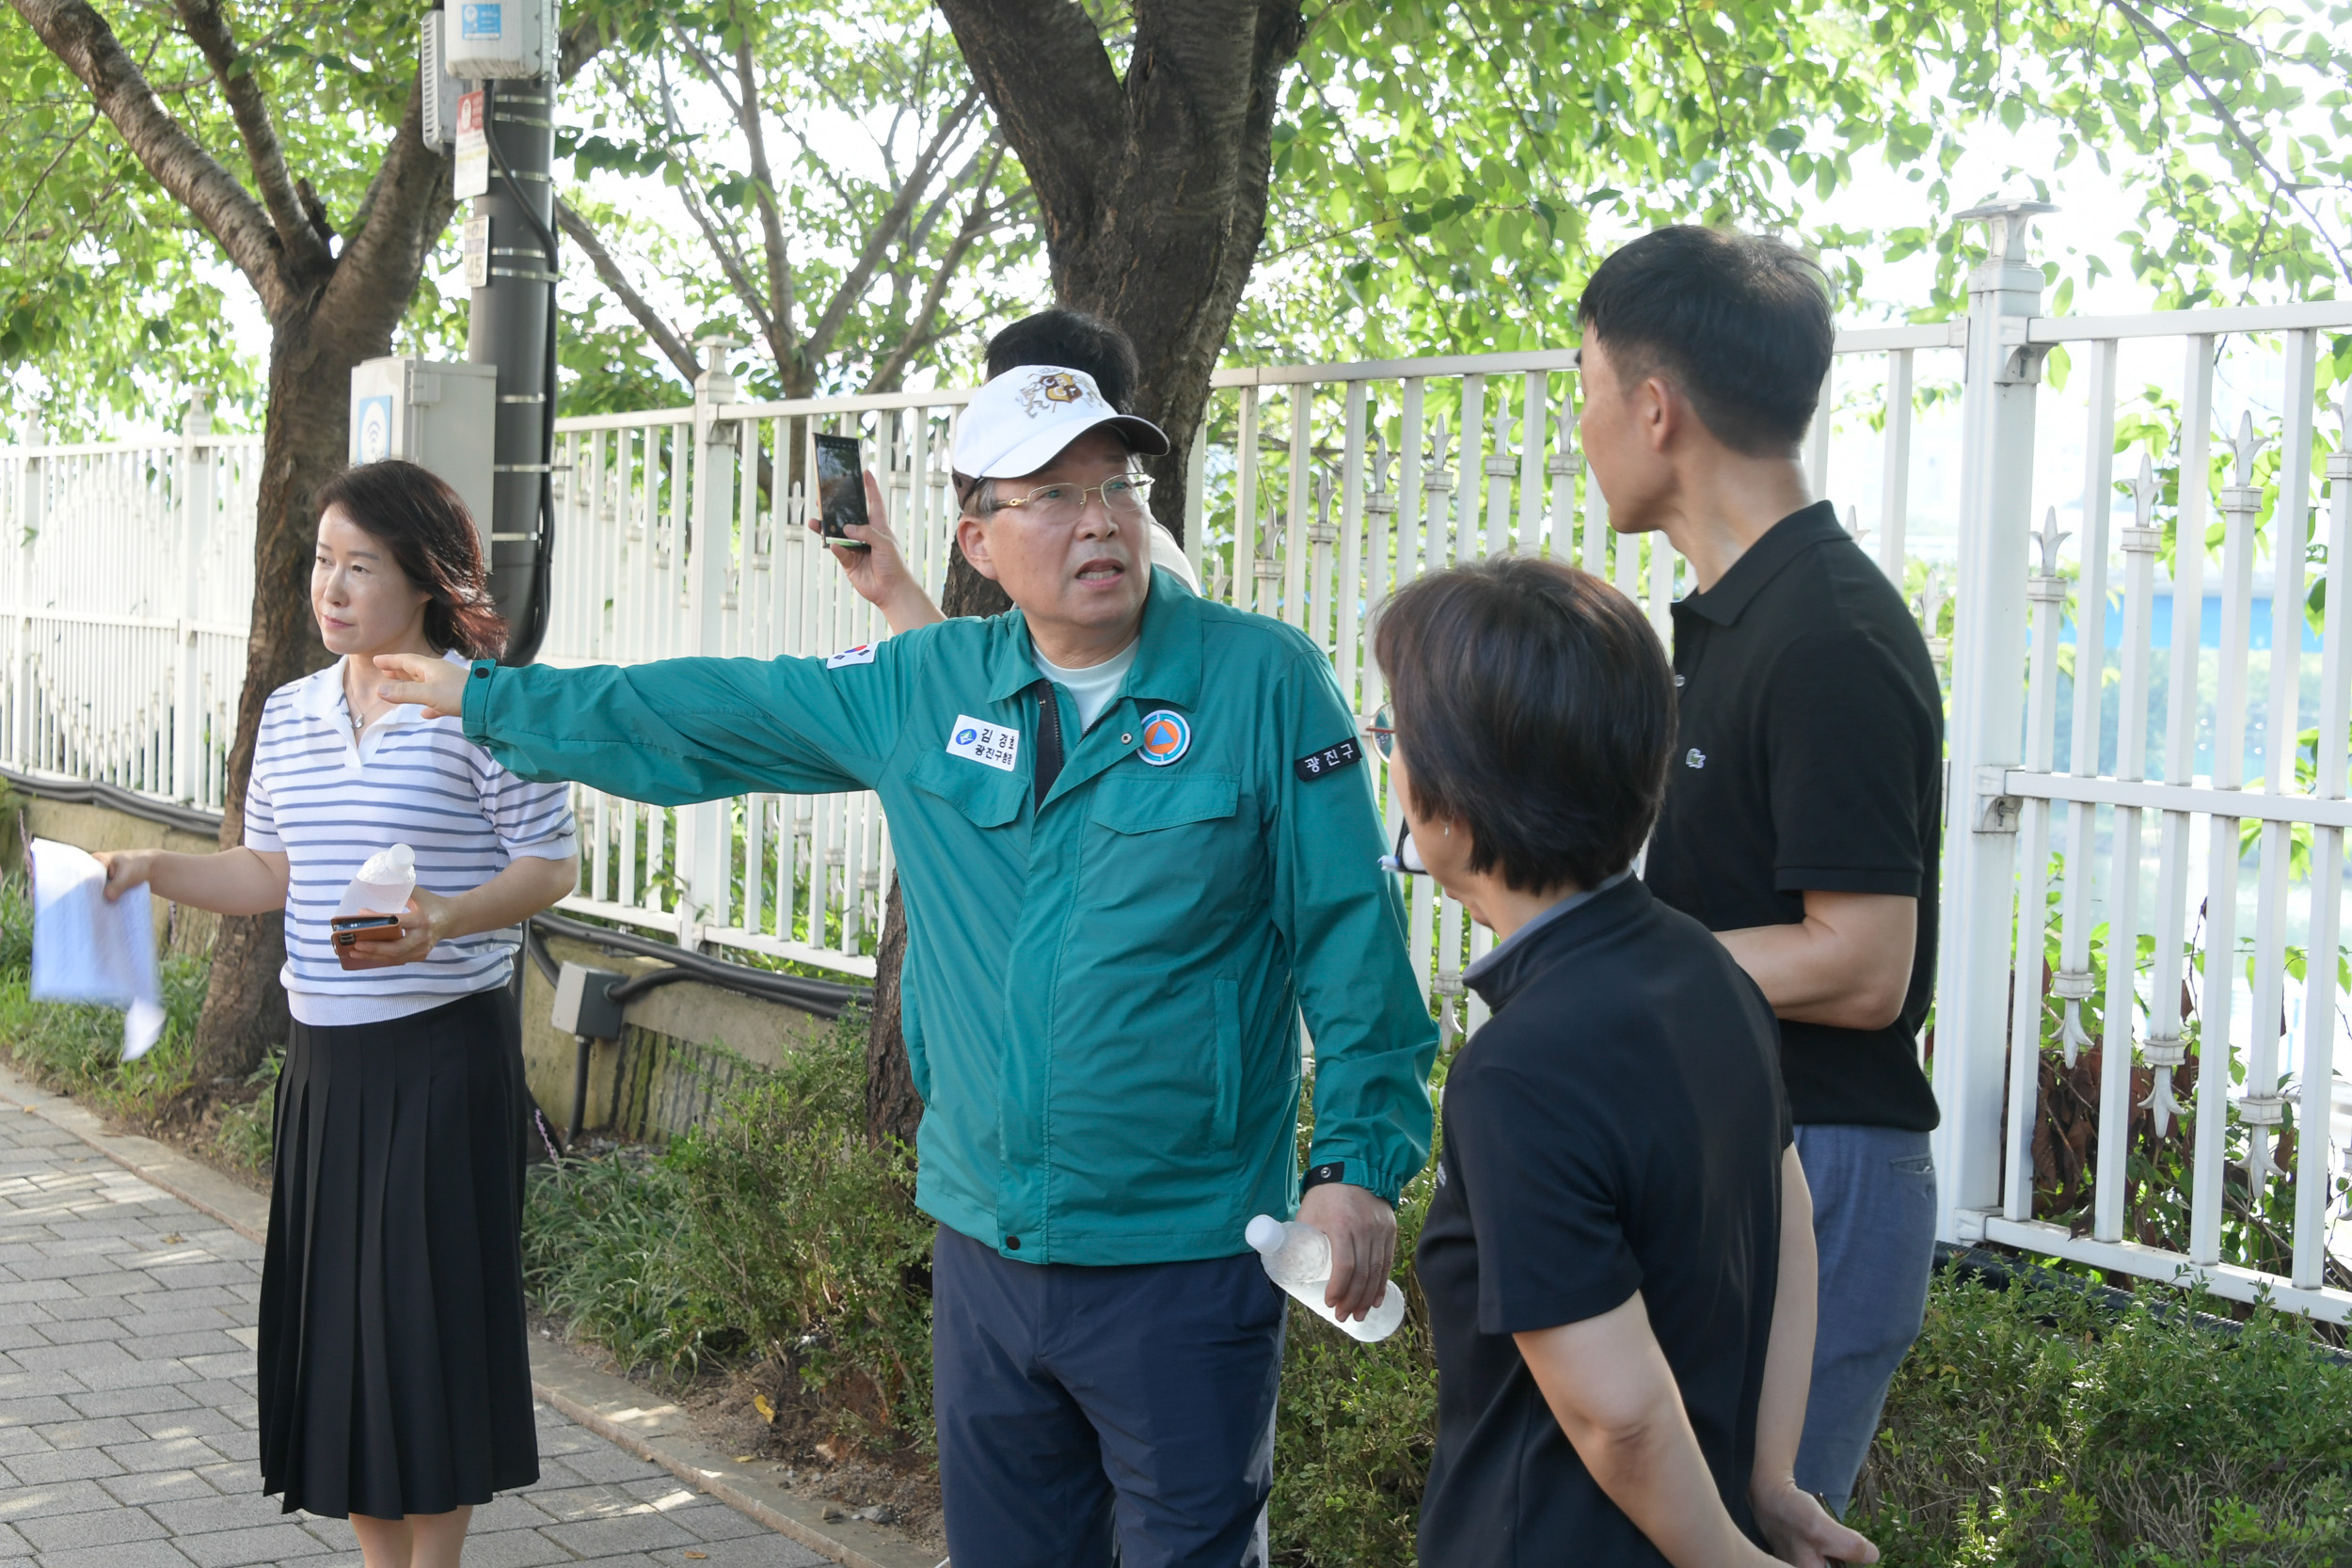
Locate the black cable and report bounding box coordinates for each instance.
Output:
[528,909,868,1017]
[481,77,560,667]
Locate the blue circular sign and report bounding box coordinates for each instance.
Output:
[955,727,978,746]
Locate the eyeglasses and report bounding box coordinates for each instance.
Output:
[987,473,1155,524]
[1364,705,1396,759]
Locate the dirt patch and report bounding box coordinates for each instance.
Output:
[529,1310,945,1556]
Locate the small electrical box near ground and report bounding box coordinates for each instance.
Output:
[551,961,626,1040]
[347,356,498,554]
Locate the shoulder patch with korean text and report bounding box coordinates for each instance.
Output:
[1295,737,1364,782]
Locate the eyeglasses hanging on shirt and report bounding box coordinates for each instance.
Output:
[1365,705,1429,875]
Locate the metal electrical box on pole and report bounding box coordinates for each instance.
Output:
[346,356,499,541]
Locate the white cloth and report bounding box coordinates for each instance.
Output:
[1033,636,1141,732]
[28,838,166,1059]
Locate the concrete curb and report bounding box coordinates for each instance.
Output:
[0,1060,938,1568]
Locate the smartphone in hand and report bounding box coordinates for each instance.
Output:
[331,913,403,968]
[813,434,870,548]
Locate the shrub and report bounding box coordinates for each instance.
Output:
[1854,1271,2352,1566]
[666,1009,935,1442]
[522,1144,738,1377]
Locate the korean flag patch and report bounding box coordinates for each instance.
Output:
[826,643,877,669]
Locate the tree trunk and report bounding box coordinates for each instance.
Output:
[935,0,1307,546]
[863,880,924,1148]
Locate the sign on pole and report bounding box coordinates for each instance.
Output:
[453,89,488,200]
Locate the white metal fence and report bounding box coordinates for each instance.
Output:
[7,207,2352,1318]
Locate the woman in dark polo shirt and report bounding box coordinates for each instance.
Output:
[1374,556,1876,1568]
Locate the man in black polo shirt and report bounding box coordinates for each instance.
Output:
[1578,226,1945,1517]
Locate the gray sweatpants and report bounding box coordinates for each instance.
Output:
[1791,1123,1938,1514]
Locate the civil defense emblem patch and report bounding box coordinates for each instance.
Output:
[1136,709,1191,767]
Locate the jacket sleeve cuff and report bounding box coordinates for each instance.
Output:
[1305,1154,1406,1208]
[461,658,500,743]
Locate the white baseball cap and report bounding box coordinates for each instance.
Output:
[950,364,1169,482]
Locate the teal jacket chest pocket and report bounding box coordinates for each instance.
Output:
[1081,771,1253,945]
[909,746,1027,828]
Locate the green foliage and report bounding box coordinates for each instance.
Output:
[212,1049,282,1180]
[664,1012,935,1435]
[1245,0,2352,365]
[553,0,1040,404]
[522,1010,935,1438]
[1268,1143,1439,1567]
[1855,1272,2352,1566]
[522,1144,740,1376]
[0,6,457,435]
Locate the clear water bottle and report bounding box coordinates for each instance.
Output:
[336,843,416,917]
[1246,1214,1406,1343]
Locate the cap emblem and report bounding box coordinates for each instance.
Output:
[1019,372,1094,416]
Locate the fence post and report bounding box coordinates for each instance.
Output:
[679,337,739,949]
[173,392,214,801]
[1933,200,2054,1245]
[12,416,43,772]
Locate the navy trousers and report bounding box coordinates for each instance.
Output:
[931,1225,1287,1568]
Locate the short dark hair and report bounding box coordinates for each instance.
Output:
[314,460,507,658]
[1374,557,1675,892]
[1576,226,1834,457]
[985,309,1140,412]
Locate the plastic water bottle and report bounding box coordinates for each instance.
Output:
[1246,1214,1406,1343]
[336,843,416,917]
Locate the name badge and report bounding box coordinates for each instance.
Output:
[946,715,1020,772]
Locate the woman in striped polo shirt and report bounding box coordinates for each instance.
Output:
[97,461,579,1568]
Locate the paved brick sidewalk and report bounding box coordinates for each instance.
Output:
[0,1102,828,1568]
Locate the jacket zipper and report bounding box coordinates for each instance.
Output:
[1032,678,1064,810]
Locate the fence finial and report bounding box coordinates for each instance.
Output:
[2034,507,2070,578]
[1428,419,1452,474]
[2131,452,2159,530]
[2221,409,2265,489]
[1953,197,2058,272]
[1369,431,1391,495]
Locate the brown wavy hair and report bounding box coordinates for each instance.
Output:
[314,460,507,658]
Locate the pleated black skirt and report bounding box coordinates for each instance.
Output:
[259,986,540,1518]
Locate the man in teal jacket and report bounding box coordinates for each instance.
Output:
[382,362,1437,1568]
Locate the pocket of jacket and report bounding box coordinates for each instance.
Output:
[1214,976,1241,1147]
[1089,771,1240,833]
[909,745,1027,827]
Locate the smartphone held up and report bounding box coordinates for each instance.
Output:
[814,434,869,548]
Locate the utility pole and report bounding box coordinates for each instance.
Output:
[446,1,560,664]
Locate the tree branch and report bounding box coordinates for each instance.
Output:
[9,0,289,311]
[2107,0,2352,284]
[932,0,1123,238]
[314,77,454,344]
[727,11,796,357]
[0,100,102,245]
[650,55,780,350]
[803,85,982,361]
[864,141,1007,394]
[170,0,330,275]
[555,197,701,385]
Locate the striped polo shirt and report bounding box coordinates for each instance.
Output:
[244,652,577,1026]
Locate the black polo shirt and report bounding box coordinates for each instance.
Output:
[1416,875,1790,1568]
[1642,500,1942,1131]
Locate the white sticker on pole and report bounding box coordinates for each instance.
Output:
[946,715,1020,772]
[453,89,487,201]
